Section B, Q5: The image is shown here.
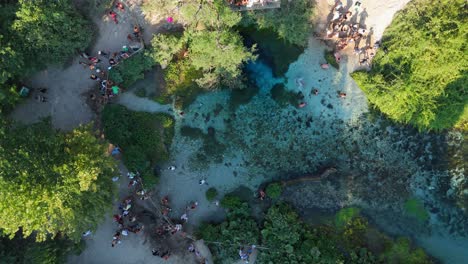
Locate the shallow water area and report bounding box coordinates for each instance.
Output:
[154,37,467,263]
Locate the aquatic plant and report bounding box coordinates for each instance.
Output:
[381,238,431,264]
[270,83,301,107]
[324,50,339,69]
[180,126,227,163]
[265,182,282,199]
[335,207,361,228]
[404,198,429,222]
[206,187,219,202]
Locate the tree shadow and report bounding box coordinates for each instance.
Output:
[429,73,468,130]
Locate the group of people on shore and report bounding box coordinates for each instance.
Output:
[111,183,145,247]
[324,0,378,67]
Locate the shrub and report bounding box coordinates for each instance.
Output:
[205,187,218,202]
[381,237,431,264]
[109,52,155,87]
[265,182,282,199]
[335,207,361,228]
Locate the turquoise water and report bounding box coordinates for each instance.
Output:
[154,39,467,263]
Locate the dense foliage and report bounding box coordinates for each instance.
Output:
[0,120,117,241]
[265,182,282,199]
[200,198,432,264]
[198,200,259,263]
[101,105,174,187]
[352,0,467,130]
[145,0,256,90]
[0,232,83,264]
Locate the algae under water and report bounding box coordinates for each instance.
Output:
[157,38,467,263]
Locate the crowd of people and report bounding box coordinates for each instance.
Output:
[111,171,146,247]
[78,1,143,105]
[323,0,380,67]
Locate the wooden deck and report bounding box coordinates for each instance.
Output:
[230,0,281,11]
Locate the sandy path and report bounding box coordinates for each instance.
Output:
[10,2,152,130]
[315,0,412,72]
[117,93,173,114]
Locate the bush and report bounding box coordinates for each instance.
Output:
[404,198,429,222]
[335,207,361,228]
[381,238,431,264]
[205,187,219,202]
[220,195,242,209]
[265,182,282,199]
[352,0,468,130]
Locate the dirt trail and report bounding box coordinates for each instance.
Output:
[117,93,173,114]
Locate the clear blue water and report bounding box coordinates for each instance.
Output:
[154,39,467,263]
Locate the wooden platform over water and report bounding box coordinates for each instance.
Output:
[230,0,281,11]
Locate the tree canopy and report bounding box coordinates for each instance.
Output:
[199,199,432,264]
[0,120,117,241]
[146,0,256,90]
[352,0,467,131]
[0,0,92,112]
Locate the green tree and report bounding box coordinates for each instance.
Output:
[0,120,117,241]
[149,33,184,66]
[145,0,256,89]
[198,201,259,263]
[12,0,92,71]
[265,182,282,199]
[108,52,155,87]
[187,29,256,88]
[352,0,468,130]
